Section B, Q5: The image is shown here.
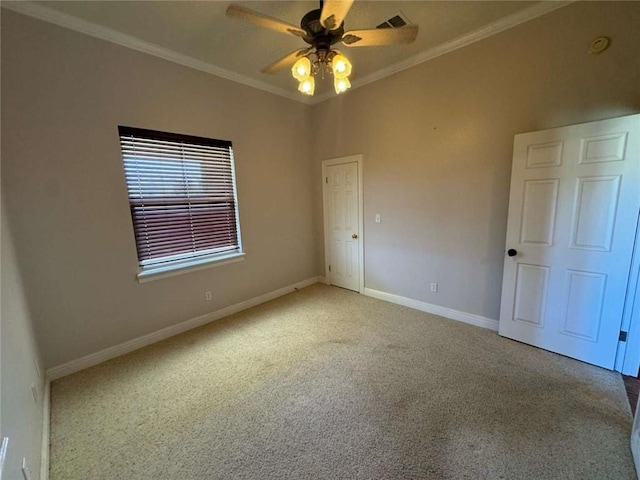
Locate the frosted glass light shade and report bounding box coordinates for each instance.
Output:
[334,76,351,94]
[298,76,315,95]
[292,57,311,81]
[332,54,352,79]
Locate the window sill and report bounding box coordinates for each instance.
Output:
[137,252,245,284]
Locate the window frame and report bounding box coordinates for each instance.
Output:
[118,126,244,283]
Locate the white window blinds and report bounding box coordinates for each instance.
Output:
[118,126,241,269]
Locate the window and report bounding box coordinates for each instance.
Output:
[118,126,243,281]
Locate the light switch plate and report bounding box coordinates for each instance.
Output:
[375,214,381,223]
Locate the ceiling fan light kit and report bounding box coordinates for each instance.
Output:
[295,52,352,95]
[227,0,419,97]
[292,49,353,95]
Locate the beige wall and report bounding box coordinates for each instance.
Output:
[310,1,640,320]
[1,11,316,367]
[1,199,45,479]
[3,2,640,369]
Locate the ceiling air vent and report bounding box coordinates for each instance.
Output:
[376,12,410,29]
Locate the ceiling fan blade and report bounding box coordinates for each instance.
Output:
[320,0,354,30]
[226,4,306,38]
[261,48,313,74]
[341,25,419,47]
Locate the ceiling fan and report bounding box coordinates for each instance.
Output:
[226,0,419,95]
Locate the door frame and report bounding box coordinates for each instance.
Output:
[616,215,640,376]
[322,154,364,293]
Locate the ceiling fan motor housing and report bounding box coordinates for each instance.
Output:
[301,8,344,51]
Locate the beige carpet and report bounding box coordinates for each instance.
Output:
[50,284,635,479]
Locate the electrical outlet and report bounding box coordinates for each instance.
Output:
[375,213,381,223]
[430,283,438,293]
[21,457,32,480]
[204,291,212,301]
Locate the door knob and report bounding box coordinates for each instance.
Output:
[507,249,517,257]
[352,233,358,239]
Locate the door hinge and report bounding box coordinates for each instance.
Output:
[325,177,328,184]
[620,331,628,342]
[328,265,331,272]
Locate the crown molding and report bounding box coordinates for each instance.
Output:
[1,1,314,105]
[3,1,571,107]
[310,1,573,104]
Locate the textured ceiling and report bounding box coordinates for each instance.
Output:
[25,1,552,100]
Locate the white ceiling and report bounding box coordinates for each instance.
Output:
[7,1,568,103]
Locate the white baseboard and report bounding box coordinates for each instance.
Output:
[317,276,328,285]
[362,287,499,331]
[40,376,51,480]
[46,277,320,380]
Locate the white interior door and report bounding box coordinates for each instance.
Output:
[325,161,360,292]
[499,114,640,370]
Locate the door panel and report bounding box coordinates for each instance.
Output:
[499,114,640,369]
[526,141,563,168]
[520,179,559,245]
[561,270,606,341]
[580,132,627,163]
[513,264,549,327]
[571,175,620,251]
[326,162,360,292]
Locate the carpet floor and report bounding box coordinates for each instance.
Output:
[49,284,636,479]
